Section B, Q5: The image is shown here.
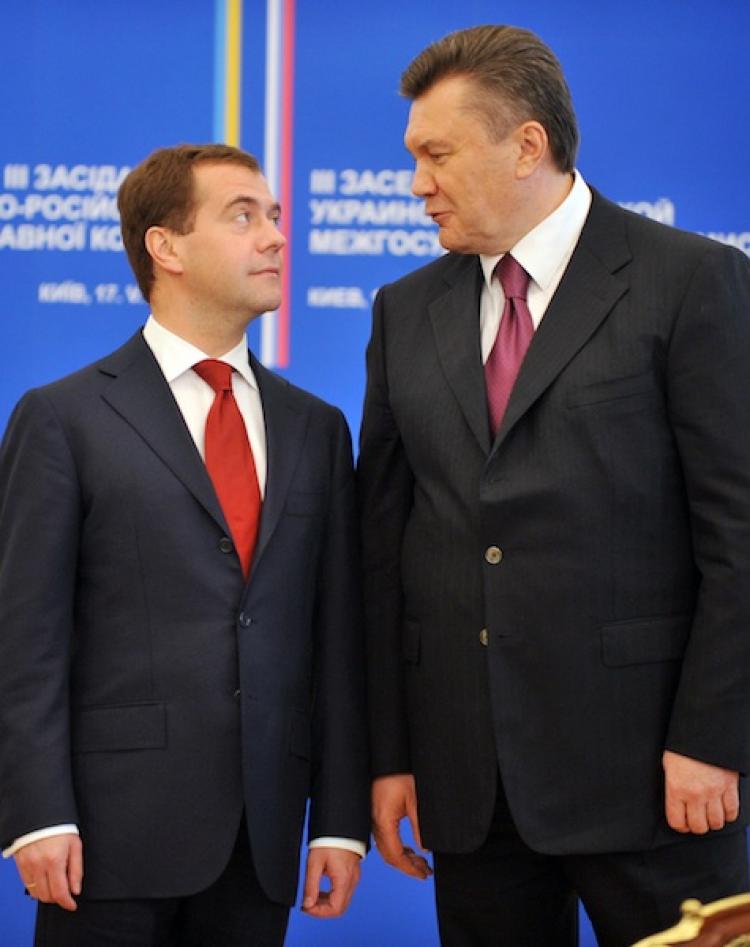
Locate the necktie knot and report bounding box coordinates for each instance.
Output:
[193,359,234,393]
[494,254,530,301]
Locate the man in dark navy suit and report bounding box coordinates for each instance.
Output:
[359,25,750,947]
[0,143,369,946]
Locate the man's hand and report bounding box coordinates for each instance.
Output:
[14,834,83,911]
[301,847,361,918]
[663,750,740,834]
[372,774,432,879]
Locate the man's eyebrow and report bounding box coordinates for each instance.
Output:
[224,196,282,216]
[404,135,451,152]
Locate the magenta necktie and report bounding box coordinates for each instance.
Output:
[484,254,534,437]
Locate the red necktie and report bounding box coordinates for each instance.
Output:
[193,359,261,577]
[484,254,534,437]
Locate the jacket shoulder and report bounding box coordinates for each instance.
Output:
[590,189,747,266]
[251,358,348,431]
[10,333,145,414]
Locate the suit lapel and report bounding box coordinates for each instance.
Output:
[429,255,492,455]
[250,356,308,571]
[491,192,632,455]
[99,332,228,532]
[99,335,309,579]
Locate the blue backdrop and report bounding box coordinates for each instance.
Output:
[1,2,748,944]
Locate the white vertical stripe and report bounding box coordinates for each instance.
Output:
[264,0,281,195]
[260,298,278,365]
[261,0,282,365]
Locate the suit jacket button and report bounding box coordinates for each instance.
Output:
[485,545,503,564]
[238,612,252,628]
[233,689,241,701]
[219,536,234,554]
[479,628,489,646]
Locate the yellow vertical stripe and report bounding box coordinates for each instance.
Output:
[224,0,242,145]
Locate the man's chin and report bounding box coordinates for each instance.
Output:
[438,230,472,254]
[255,294,282,315]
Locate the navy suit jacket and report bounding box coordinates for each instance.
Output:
[0,331,369,905]
[359,191,750,855]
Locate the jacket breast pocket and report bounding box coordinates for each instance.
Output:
[567,372,658,408]
[72,702,167,753]
[601,615,690,667]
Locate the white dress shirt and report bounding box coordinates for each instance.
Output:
[4,316,364,860]
[142,316,268,492]
[479,170,592,362]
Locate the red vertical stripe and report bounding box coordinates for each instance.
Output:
[277,0,295,368]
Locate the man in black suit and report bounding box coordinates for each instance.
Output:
[358,25,750,947]
[0,143,369,946]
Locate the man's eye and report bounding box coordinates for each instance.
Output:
[236,211,251,223]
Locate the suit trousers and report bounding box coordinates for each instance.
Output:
[33,817,290,947]
[433,780,749,947]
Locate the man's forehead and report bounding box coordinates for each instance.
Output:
[405,112,463,154]
[193,162,275,202]
[404,104,450,148]
[405,76,476,143]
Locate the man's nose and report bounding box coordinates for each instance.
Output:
[261,218,286,250]
[411,164,436,197]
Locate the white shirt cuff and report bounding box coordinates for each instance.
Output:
[3,827,366,861]
[2,824,79,859]
[309,837,366,859]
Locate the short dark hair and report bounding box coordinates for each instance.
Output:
[400,25,578,172]
[117,143,262,301]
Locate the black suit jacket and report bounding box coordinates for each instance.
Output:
[0,331,369,905]
[358,191,750,855]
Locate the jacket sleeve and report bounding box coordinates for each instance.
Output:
[357,287,415,777]
[0,389,81,846]
[664,243,750,773]
[307,409,370,844]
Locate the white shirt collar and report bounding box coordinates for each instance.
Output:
[142,315,258,390]
[479,170,592,291]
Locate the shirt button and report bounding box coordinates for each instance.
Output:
[238,612,252,628]
[485,546,503,565]
[219,537,234,554]
[479,628,489,646]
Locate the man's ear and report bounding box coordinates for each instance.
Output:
[514,120,548,179]
[144,226,184,277]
